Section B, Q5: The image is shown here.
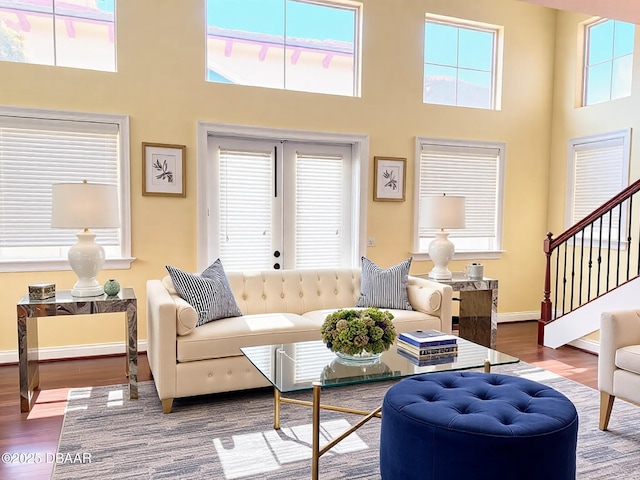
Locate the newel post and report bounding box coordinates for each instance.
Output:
[538,232,553,345]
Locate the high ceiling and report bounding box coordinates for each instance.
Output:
[519,0,640,24]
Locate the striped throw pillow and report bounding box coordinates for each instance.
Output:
[166,262,242,327]
[355,256,413,310]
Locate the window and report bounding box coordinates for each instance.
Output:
[205,0,361,97]
[207,135,357,270]
[583,19,634,106]
[566,130,631,243]
[415,138,505,256]
[423,15,501,109]
[0,0,116,71]
[0,107,132,272]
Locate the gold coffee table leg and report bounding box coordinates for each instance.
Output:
[274,388,281,430]
[312,382,321,480]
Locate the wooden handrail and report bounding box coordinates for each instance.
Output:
[539,177,640,345]
[551,177,640,248]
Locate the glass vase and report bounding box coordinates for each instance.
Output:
[335,350,382,366]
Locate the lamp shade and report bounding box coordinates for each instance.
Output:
[51,182,119,229]
[420,195,466,230]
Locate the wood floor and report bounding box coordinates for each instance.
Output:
[0,321,598,480]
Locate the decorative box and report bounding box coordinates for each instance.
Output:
[28,283,56,300]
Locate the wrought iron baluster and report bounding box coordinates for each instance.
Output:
[606,210,612,292]
[616,203,623,287]
[554,247,560,320]
[570,234,576,312]
[588,223,594,302]
[597,218,603,297]
[562,242,568,315]
[579,228,585,306]
[627,196,633,281]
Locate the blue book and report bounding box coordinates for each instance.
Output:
[398,330,457,348]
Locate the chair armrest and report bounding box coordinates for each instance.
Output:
[407,276,453,334]
[146,279,178,401]
[598,309,640,394]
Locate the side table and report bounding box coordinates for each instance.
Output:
[417,276,498,349]
[17,288,138,413]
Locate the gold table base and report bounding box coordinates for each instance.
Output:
[273,360,492,479]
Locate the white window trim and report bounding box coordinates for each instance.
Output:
[411,136,506,261]
[565,128,631,249]
[196,121,368,272]
[423,13,504,111]
[0,105,134,272]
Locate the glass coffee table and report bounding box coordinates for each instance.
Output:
[241,337,519,480]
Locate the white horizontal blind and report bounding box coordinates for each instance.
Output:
[0,117,119,248]
[571,138,625,237]
[295,153,343,268]
[219,149,273,270]
[419,143,500,239]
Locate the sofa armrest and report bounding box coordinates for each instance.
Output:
[146,279,178,401]
[598,309,640,394]
[407,276,453,334]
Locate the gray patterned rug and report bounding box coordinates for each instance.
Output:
[53,363,640,479]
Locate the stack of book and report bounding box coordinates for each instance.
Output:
[397,330,458,366]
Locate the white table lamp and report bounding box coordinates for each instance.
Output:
[51,181,120,297]
[421,194,466,280]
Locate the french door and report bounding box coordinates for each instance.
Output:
[207,136,354,271]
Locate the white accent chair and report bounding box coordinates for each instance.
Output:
[598,309,640,430]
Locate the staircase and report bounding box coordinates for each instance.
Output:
[539,178,640,347]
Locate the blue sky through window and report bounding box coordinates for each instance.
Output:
[206,0,354,43]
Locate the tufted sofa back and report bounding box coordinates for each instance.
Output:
[225,268,362,315]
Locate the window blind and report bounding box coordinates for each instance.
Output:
[571,138,625,236]
[0,116,120,249]
[218,148,274,270]
[295,153,343,268]
[419,143,500,240]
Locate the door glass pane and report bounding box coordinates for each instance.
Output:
[295,154,343,268]
[219,150,274,270]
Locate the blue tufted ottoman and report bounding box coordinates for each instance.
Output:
[380,372,578,480]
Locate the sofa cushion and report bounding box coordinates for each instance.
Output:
[176,313,322,362]
[616,345,640,375]
[162,275,178,295]
[166,265,242,326]
[355,257,413,310]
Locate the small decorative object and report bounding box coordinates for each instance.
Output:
[466,262,484,279]
[104,278,121,296]
[373,156,406,202]
[28,283,56,300]
[321,308,397,365]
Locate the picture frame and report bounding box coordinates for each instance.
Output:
[374,156,406,202]
[142,142,186,197]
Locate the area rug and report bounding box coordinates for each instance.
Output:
[53,363,640,479]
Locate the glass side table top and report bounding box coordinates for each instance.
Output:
[241,337,519,393]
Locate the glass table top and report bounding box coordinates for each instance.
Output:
[241,337,519,393]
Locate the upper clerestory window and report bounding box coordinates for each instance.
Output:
[423,14,501,110]
[583,18,635,106]
[0,0,116,72]
[205,0,362,97]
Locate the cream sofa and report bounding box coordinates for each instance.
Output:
[146,268,453,413]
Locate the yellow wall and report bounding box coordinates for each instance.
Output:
[0,0,557,354]
[547,10,640,237]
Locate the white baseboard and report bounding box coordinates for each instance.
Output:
[497,311,538,323]
[568,337,599,354]
[0,341,148,365]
